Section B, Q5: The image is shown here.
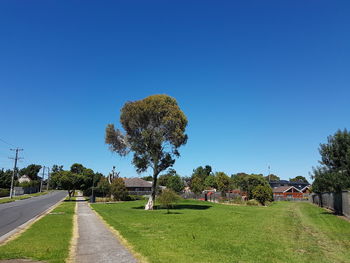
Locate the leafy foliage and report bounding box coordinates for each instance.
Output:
[215,172,231,196]
[264,174,280,181]
[157,189,180,213]
[19,164,42,180]
[110,177,129,201]
[252,185,273,205]
[166,174,184,193]
[232,173,269,199]
[0,169,13,188]
[312,129,350,192]
[290,176,309,184]
[105,94,188,209]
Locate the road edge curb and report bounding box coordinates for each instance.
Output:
[0,193,67,245]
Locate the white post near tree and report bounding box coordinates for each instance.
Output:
[105,95,188,210]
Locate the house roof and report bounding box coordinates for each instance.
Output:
[273,186,301,193]
[123,178,152,188]
[19,175,31,180]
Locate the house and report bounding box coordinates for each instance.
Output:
[18,175,31,183]
[273,186,303,199]
[123,178,152,195]
[269,180,309,191]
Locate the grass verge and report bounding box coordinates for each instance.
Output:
[0,202,75,263]
[92,200,350,263]
[0,191,49,204]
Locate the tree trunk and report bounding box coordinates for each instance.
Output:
[145,169,158,210]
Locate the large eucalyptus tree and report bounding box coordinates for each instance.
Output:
[105,94,188,210]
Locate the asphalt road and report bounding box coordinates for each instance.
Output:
[0,191,67,237]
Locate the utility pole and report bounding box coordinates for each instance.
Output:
[40,166,45,192]
[46,167,50,191]
[9,148,23,198]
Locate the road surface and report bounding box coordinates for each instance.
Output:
[0,191,67,238]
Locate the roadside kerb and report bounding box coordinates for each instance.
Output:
[0,194,68,244]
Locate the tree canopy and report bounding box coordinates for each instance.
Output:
[105,94,188,210]
[19,164,42,180]
[312,129,350,192]
[290,176,309,184]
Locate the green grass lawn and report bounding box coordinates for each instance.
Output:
[0,202,75,263]
[0,191,49,204]
[92,200,350,263]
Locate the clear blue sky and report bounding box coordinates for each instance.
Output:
[0,1,349,181]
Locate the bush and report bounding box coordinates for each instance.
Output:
[128,195,147,201]
[0,188,10,197]
[230,196,245,205]
[246,199,259,206]
[252,185,273,205]
[110,178,129,201]
[157,189,180,213]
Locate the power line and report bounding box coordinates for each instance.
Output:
[0,138,15,147]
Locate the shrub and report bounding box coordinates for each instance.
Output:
[129,195,147,201]
[246,199,259,206]
[230,196,245,205]
[0,188,10,197]
[252,185,273,205]
[157,189,180,213]
[110,178,129,201]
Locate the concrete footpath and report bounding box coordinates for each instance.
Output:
[75,197,138,263]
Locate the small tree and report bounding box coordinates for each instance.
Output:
[252,185,273,205]
[110,178,129,201]
[157,189,180,213]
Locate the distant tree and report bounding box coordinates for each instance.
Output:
[192,165,212,181]
[105,94,188,210]
[141,175,153,181]
[96,177,111,197]
[290,176,309,184]
[252,185,273,205]
[158,174,172,186]
[312,129,350,192]
[110,178,129,201]
[51,171,84,199]
[19,164,42,180]
[0,169,13,188]
[51,165,64,173]
[70,163,85,174]
[264,174,280,181]
[204,175,217,189]
[166,175,184,193]
[215,172,231,197]
[157,189,180,214]
[234,174,269,199]
[191,176,205,195]
[231,172,250,189]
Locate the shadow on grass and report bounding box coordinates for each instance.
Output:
[132,204,212,210]
[64,199,87,202]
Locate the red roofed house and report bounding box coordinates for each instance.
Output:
[273,186,303,199]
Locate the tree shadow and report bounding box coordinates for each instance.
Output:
[164,211,183,214]
[64,199,86,202]
[132,204,212,210]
